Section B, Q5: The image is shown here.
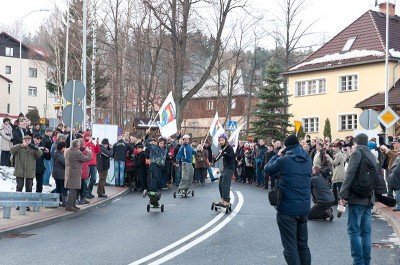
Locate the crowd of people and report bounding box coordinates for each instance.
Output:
[2,113,400,264]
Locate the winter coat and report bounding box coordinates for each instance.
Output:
[35,142,46,175]
[113,140,130,161]
[133,151,146,179]
[311,173,335,203]
[42,134,53,160]
[96,144,113,171]
[326,150,346,183]
[215,144,235,171]
[10,144,42,179]
[84,139,100,166]
[340,145,378,205]
[12,128,24,145]
[176,144,195,164]
[51,150,65,180]
[145,137,178,166]
[0,122,13,151]
[388,155,400,190]
[195,150,209,168]
[81,149,90,179]
[64,146,92,189]
[264,144,312,216]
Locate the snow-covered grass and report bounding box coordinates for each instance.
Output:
[0,166,55,193]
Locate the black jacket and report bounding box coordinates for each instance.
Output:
[311,173,335,203]
[42,135,53,160]
[133,151,146,178]
[35,142,46,174]
[113,140,132,161]
[51,150,65,180]
[215,144,235,171]
[12,128,24,145]
[96,145,113,171]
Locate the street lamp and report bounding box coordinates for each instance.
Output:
[19,9,50,114]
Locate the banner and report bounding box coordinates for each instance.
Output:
[228,122,246,152]
[209,112,225,146]
[294,120,302,136]
[158,91,177,138]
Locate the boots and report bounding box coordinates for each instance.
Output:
[61,194,67,207]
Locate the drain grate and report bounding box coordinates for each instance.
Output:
[371,243,394,248]
[4,233,36,238]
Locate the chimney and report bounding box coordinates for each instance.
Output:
[378,1,396,17]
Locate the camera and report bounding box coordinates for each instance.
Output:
[28,143,38,150]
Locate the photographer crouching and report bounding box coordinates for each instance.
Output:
[10,135,43,210]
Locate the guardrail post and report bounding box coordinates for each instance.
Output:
[3,207,11,219]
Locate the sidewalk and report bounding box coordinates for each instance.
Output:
[373,202,400,238]
[0,185,129,237]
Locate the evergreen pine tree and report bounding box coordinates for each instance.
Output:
[25,109,40,124]
[251,59,292,140]
[323,118,332,140]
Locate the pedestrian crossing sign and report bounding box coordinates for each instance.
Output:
[227,121,238,132]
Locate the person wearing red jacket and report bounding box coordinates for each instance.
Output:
[78,138,91,205]
[83,131,100,199]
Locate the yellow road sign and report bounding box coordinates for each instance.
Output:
[377,107,399,129]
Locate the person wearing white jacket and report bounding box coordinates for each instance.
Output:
[0,118,13,166]
[326,142,346,205]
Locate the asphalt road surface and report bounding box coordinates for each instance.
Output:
[0,181,399,265]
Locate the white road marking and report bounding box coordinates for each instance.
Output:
[129,191,235,265]
[148,191,244,265]
[112,198,121,202]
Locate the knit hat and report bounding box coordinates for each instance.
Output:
[284,134,299,147]
[136,144,144,149]
[101,138,109,145]
[83,131,91,138]
[355,133,368,146]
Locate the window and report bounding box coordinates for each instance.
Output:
[339,75,358,91]
[341,37,356,53]
[28,106,37,112]
[207,100,214,110]
[5,66,11,74]
[302,117,319,133]
[231,98,236,109]
[339,114,358,130]
[28,86,37,97]
[7,104,10,114]
[29,68,37,78]
[8,84,10,94]
[295,79,326,96]
[5,47,13,57]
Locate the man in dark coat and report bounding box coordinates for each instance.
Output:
[133,144,147,191]
[96,138,113,198]
[264,135,312,265]
[32,133,47,193]
[308,165,335,221]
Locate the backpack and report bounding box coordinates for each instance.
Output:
[350,149,377,198]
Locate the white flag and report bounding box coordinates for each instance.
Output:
[158,91,177,138]
[228,122,246,152]
[209,112,225,146]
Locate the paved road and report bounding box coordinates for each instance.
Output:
[0,182,399,265]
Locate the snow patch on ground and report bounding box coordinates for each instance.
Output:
[0,166,55,193]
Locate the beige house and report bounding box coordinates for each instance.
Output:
[0,32,57,120]
[285,2,400,139]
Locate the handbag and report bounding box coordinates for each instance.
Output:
[268,157,286,206]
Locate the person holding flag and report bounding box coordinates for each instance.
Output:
[212,133,235,207]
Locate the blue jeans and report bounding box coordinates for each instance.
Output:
[43,159,53,185]
[347,204,372,265]
[256,162,263,185]
[88,165,97,194]
[277,212,311,265]
[149,163,161,192]
[394,190,400,210]
[80,178,90,199]
[207,166,215,180]
[114,160,125,186]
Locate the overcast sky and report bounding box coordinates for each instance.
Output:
[0,0,395,49]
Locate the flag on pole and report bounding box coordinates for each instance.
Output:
[158,91,177,138]
[209,112,225,146]
[294,120,302,136]
[228,122,246,152]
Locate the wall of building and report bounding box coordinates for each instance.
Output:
[288,62,400,139]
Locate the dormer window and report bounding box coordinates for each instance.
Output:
[341,37,356,53]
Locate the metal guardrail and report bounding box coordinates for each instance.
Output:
[0,192,60,219]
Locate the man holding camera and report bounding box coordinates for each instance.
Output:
[10,135,43,199]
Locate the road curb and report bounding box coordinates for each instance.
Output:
[0,188,130,238]
[373,205,400,239]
